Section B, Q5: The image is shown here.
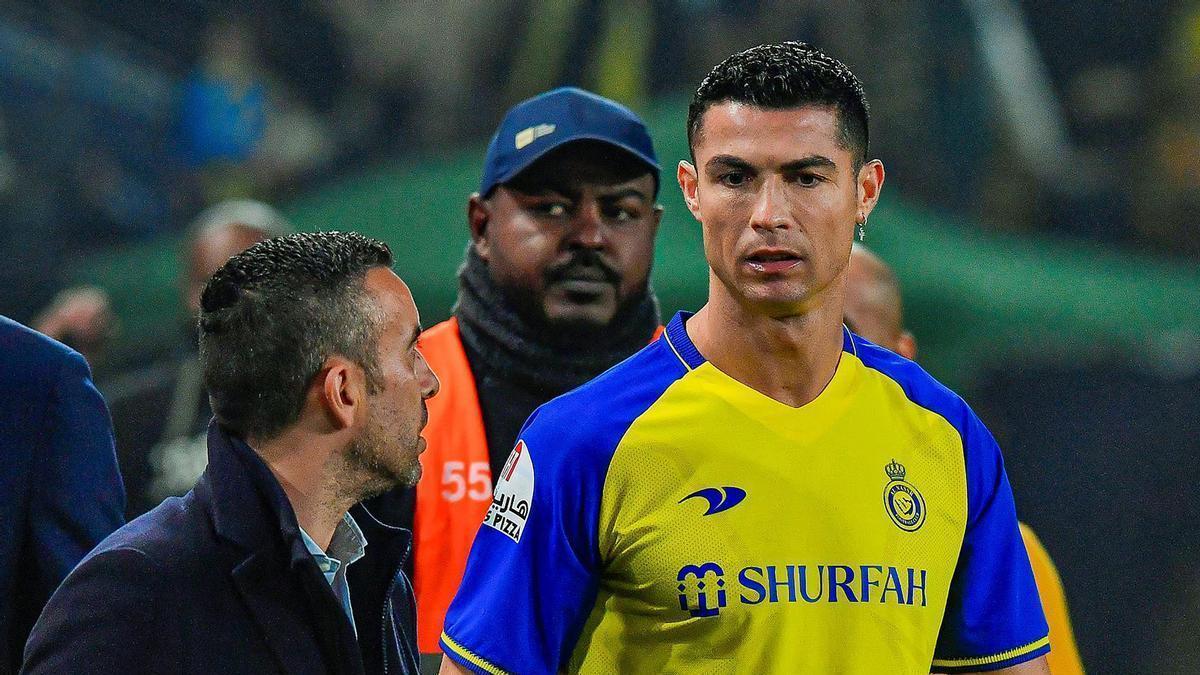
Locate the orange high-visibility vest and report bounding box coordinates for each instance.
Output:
[413,318,663,653]
[412,318,492,654]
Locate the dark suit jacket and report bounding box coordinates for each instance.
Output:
[0,316,125,674]
[22,423,419,675]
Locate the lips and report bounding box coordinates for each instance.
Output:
[550,264,615,296]
[745,248,803,274]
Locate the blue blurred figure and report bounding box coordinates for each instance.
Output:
[0,316,125,673]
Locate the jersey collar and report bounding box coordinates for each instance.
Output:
[663,310,857,372]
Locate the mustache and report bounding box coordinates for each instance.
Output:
[544,250,620,284]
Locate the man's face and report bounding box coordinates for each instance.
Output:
[472,142,661,330]
[842,247,917,359]
[843,250,902,348]
[679,103,882,317]
[348,268,440,494]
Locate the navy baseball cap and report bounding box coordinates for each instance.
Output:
[479,87,660,197]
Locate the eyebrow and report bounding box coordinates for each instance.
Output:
[598,187,650,202]
[705,154,838,173]
[512,183,650,202]
[781,155,837,171]
[705,155,753,173]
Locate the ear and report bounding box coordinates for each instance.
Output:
[856,159,885,222]
[317,356,363,432]
[677,160,702,223]
[896,329,917,361]
[467,193,491,261]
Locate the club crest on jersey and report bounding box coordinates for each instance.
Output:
[484,440,534,543]
[883,459,926,532]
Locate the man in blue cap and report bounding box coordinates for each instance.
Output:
[366,87,662,667]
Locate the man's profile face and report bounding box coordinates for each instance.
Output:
[472,141,661,331]
[679,103,881,317]
[348,268,440,494]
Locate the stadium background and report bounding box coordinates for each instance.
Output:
[1,1,1197,672]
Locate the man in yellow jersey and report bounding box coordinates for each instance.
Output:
[845,244,1084,674]
[439,42,1051,674]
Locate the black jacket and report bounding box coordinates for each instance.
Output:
[22,422,418,675]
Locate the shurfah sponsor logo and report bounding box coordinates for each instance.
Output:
[675,562,928,618]
[677,563,728,617]
[485,440,533,543]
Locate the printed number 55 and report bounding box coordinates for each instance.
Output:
[442,461,491,502]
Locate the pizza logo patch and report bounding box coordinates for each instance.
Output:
[484,440,534,542]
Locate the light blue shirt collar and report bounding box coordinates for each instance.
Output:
[299,512,367,636]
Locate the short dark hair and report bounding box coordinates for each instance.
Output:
[198,231,394,441]
[687,42,870,167]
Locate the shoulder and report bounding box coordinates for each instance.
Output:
[83,494,209,578]
[851,334,1009,521]
[0,315,83,386]
[850,334,978,439]
[519,338,687,476]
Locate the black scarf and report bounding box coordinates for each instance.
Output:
[454,246,660,397]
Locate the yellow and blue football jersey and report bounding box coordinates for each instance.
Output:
[441,312,1049,674]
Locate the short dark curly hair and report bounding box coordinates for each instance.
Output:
[198,230,394,441]
[687,42,870,168]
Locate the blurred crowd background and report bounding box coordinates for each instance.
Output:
[1,1,1198,673]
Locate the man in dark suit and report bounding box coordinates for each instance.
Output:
[0,316,125,674]
[23,231,439,674]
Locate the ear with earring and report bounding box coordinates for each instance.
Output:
[856,213,866,242]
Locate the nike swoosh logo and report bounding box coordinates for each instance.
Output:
[680,486,747,515]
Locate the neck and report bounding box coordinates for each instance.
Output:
[689,277,846,408]
[253,430,352,550]
[455,245,660,396]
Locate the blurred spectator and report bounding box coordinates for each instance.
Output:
[0,315,125,673]
[1134,1,1200,257]
[182,10,340,201]
[31,286,116,375]
[105,199,291,517]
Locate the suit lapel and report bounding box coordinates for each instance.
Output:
[233,548,358,675]
[204,425,367,675]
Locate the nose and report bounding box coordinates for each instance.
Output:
[566,199,606,250]
[417,351,440,400]
[749,175,791,232]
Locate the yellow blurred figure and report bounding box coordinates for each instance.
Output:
[845,245,1084,674]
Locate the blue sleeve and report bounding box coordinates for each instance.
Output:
[932,411,1050,672]
[440,408,607,675]
[28,350,126,601]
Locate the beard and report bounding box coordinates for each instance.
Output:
[343,422,422,502]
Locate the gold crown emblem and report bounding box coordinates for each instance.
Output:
[885,459,906,481]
